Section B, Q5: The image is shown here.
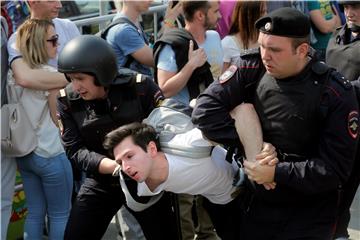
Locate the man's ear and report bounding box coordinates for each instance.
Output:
[297,43,309,58]
[147,141,158,157]
[194,9,205,22]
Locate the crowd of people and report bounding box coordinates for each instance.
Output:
[1,0,359,240]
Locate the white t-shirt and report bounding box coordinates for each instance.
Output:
[8,18,80,67]
[137,145,239,205]
[18,65,64,158]
[222,35,241,66]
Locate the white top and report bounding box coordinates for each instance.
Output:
[221,35,241,66]
[8,18,80,67]
[19,65,64,158]
[137,145,239,205]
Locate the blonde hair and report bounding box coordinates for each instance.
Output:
[16,19,54,68]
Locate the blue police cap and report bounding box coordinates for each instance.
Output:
[255,7,310,38]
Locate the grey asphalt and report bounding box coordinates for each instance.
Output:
[102,187,360,240]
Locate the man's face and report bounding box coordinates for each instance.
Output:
[344,4,360,30]
[132,0,153,14]
[113,136,153,183]
[30,0,62,19]
[258,32,303,79]
[204,1,221,30]
[67,73,106,100]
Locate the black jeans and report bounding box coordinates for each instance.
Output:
[64,177,177,240]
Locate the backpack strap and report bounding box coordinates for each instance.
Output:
[99,16,147,68]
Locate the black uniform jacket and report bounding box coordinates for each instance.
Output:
[57,72,163,183]
[192,50,359,204]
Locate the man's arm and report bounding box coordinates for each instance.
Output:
[57,95,114,175]
[157,41,207,98]
[131,44,154,67]
[115,24,154,67]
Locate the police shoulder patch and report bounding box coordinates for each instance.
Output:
[219,65,237,84]
[348,110,359,139]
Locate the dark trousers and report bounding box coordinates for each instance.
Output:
[64,178,177,240]
[239,195,337,240]
[334,151,360,238]
[202,194,243,240]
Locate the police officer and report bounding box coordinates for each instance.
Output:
[192,8,359,239]
[57,35,177,240]
[326,2,360,238]
[326,1,360,81]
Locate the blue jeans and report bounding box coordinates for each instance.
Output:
[17,152,73,240]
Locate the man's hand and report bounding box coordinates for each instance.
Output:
[188,40,207,69]
[256,142,278,166]
[253,142,278,190]
[244,160,276,185]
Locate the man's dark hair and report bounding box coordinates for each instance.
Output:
[103,122,161,158]
[291,36,310,53]
[182,1,210,22]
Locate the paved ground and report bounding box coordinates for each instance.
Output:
[103,187,360,240]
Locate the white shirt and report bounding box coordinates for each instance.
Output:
[137,145,239,205]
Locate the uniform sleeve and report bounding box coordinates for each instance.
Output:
[192,69,247,147]
[275,80,359,194]
[57,97,106,175]
[137,76,165,117]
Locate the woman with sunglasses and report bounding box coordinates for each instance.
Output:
[14,19,73,240]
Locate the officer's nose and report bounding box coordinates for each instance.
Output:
[261,48,271,61]
[71,80,81,93]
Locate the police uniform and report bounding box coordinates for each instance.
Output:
[326,2,360,237]
[58,71,177,240]
[192,8,359,239]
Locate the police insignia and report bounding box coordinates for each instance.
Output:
[264,22,272,31]
[219,65,237,84]
[348,111,359,139]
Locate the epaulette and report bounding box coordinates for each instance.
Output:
[240,47,260,58]
[219,65,237,84]
[330,71,352,90]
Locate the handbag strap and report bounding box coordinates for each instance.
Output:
[9,82,50,131]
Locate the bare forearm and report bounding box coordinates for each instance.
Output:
[11,59,68,90]
[158,62,197,98]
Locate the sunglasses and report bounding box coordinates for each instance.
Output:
[46,34,59,47]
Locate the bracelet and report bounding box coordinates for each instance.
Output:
[163,18,176,28]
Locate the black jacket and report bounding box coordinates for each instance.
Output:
[192,49,359,204]
[57,71,163,183]
[153,28,213,100]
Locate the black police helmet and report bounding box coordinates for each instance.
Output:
[58,35,118,87]
[338,0,359,5]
